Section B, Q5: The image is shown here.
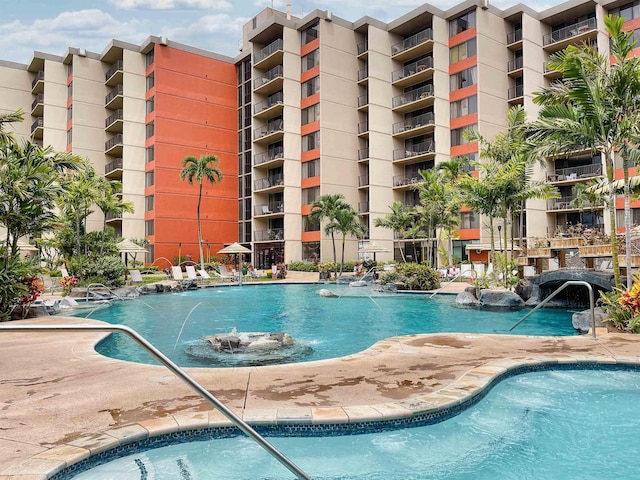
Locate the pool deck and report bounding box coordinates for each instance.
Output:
[2,281,640,478]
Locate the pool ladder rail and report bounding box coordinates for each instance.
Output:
[0,324,313,480]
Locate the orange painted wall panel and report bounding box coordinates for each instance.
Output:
[301,93,320,110]
[301,38,320,56]
[455,228,480,241]
[615,167,638,179]
[450,113,478,130]
[301,65,320,83]
[301,120,320,136]
[302,148,320,162]
[301,176,320,189]
[449,55,477,75]
[300,204,312,215]
[449,84,477,103]
[451,142,478,157]
[469,249,488,263]
[301,231,321,242]
[448,28,476,48]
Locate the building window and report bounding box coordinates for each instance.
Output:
[146,121,155,139]
[145,170,155,187]
[450,66,477,91]
[303,215,320,232]
[145,146,155,163]
[146,72,155,91]
[66,62,73,77]
[146,96,155,115]
[66,128,72,145]
[451,124,477,147]
[67,82,73,99]
[145,195,154,212]
[302,186,320,204]
[302,241,320,262]
[301,23,319,45]
[301,76,320,98]
[449,38,477,63]
[145,49,155,68]
[145,220,155,236]
[302,158,320,178]
[301,49,320,72]
[460,211,479,229]
[67,105,73,122]
[301,103,320,125]
[302,131,320,152]
[450,95,478,118]
[449,10,476,36]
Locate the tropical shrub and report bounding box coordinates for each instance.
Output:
[288,261,319,272]
[379,263,440,291]
[81,255,125,288]
[600,274,640,333]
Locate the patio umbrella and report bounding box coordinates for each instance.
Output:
[217,242,252,286]
[117,239,149,280]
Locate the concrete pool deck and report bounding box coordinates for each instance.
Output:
[1,281,639,479]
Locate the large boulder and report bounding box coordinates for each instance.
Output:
[455,290,480,307]
[478,288,525,309]
[318,288,339,297]
[572,307,609,333]
[515,279,533,301]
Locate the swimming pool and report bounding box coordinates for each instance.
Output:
[71,284,579,367]
[66,367,640,479]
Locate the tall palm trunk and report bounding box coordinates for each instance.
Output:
[197,183,205,272]
[605,154,621,287]
[623,150,632,287]
[330,232,338,278]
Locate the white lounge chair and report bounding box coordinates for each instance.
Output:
[60,267,69,278]
[185,265,199,281]
[129,269,144,284]
[219,265,237,280]
[171,266,184,280]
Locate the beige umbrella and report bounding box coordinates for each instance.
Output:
[218,242,252,286]
[117,239,149,280]
[358,242,391,262]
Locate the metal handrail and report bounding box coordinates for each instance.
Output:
[0,324,312,480]
[429,269,476,298]
[508,280,596,338]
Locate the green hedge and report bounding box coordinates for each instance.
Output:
[379,263,440,291]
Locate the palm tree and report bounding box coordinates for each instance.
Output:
[309,194,351,275]
[373,201,414,262]
[180,154,223,271]
[96,181,134,254]
[324,206,366,275]
[0,109,23,146]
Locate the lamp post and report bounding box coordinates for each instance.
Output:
[497,225,502,252]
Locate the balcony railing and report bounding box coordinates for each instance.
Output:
[105,60,123,82]
[392,57,433,82]
[358,174,369,187]
[254,202,284,216]
[392,85,434,108]
[255,228,284,241]
[546,196,605,211]
[254,92,283,114]
[393,140,435,161]
[507,56,524,72]
[254,175,284,190]
[357,40,368,55]
[105,158,123,175]
[507,29,523,44]
[31,93,44,112]
[105,84,123,104]
[254,38,283,63]
[358,201,369,213]
[358,148,369,161]
[105,109,123,128]
[546,163,602,181]
[254,65,283,89]
[254,120,283,139]
[357,67,368,81]
[31,71,44,89]
[105,134,123,151]
[105,212,122,221]
[543,17,597,46]
[254,148,284,166]
[393,174,425,187]
[508,84,524,99]
[358,120,368,134]
[391,27,433,55]
[30,117,44,133]
[392,112,435,134]
[357,93,368,108]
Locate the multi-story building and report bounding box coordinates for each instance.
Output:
[1,0,638,269]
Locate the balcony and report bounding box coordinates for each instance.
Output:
[507,56,523,74]
[254,202,284,216]
[358,174,369,188]
[104,158,123,179]
[357,67,368,85]
[357,93,369,111]
[105,212,122,222]
[254,175,284,192]
[105,109,123,132]
[255,228,284,241]
[391,57,434,87]
[253,92,283,119]
[508,84,524,103]
[546,163,602,182]
[391,27,433,62]
[254,149,284,168]
[393,140,435,164]
[357,40,368,58]
[31,93,44,116]
[358,201,370,214]
[358,120,369,137]
[392,85,434,113]
[31,71,44,94]
[105,60,123,86]
[547,196,604,211]
[543,17,597,50]
[543,61,562,79]
[507,29,523,46]
[253,65,284,95]
[254,38,284,70]
[393,174,425,189]
[105,84,124,110]
[358,147,369,163]
[105,134,123,156]
[392,112,435,138]
[30,117,44,139]
[254,121,283,144]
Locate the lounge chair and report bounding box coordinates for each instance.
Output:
[248,267,260,279]
[60,267,69,278]
[185,265,199,281]
[129,269,144,284]
[219,265,237,280]
[171,266,184,280]
[197,269,215,284]
[40,274,61,294]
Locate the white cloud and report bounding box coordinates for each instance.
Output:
[108,0,232,10]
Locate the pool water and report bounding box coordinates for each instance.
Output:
[74,284,579,367]
[70,369,640,479]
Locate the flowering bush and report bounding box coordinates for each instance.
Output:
[19,277,43,306]
[59,276,77,296]
[600,274,640,333]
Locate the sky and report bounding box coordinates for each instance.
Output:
[0,0,562,65]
